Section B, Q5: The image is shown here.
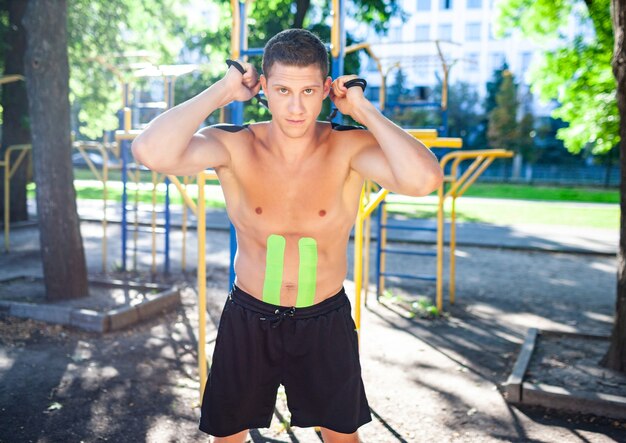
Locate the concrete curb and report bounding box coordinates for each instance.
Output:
[0,276,180,333]
[505,329,626,420]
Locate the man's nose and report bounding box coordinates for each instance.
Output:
[288,95,304,114]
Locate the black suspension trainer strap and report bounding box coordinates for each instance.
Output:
[327,78,368,122]
[226,59,269,109]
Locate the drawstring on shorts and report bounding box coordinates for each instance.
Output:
[260,306,296,328]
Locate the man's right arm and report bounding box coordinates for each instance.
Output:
[131,63,260,176]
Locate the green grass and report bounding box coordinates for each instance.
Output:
[455,182,618,203]
[385,198,618,229]
[27,179,619,229]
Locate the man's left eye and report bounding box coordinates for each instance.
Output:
[304,89,314,95]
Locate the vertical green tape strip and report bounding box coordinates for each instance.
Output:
[263,234,285,305]
[297,237,318,307]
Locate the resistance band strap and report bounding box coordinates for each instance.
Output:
[327,77,368,122]
[296,237,318,307]
[226,59,269,109]
[262,234,286,305]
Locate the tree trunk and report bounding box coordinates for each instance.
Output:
[23,0,88,301]
[0,0,30,223]
[293,0,310,28]
[602,0,626,372]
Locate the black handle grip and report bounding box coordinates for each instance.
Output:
[344,78,367,91]
[226,59,246,75]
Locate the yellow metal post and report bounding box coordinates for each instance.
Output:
[353,187,365,341]
[436,183,445,312]
[182,176,189,272]
[3,145,32,252]
[449,196,457,304]
[197,172,207,399]
[362,182,372,306]
[378,202,388,297]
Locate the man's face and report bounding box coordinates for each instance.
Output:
[260,62,331,138]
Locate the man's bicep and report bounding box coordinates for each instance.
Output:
[165,127,231,176]
[350,142,399,191]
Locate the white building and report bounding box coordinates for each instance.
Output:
[352,0,565,116]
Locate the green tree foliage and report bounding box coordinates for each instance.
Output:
[496,0,617,155]
[488,71,519,150]
[67,0,188,139]
[182,0,400,124]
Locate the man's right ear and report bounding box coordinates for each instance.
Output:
[260,74,267,93]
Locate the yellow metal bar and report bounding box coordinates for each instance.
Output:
[440,149,512,168]
[363,188,389,218]
[421,138,463,149]
[168,175,198,216]
[197,172,207,400]
[363,182,372,306]
[449,196,457,304]
[75,145,102,181]
[3,145,32,252]
[114,130,142,141]
[182,176,190,272]
[353,187,365,342]
[0,74,24,85]
[8,149,29,179]
[230,0,241,60]
[124,107,131,131]
[456,157,498,198]
[331,0,340,58]
[379,201,388,297]
[435,148,514,308]
[406,129,439,139]
[436,182,445,311]
[446,156,485,198]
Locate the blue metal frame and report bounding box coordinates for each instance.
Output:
[119,110,129,272]
[375,200,438,299]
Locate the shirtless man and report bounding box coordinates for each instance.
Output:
[132,29,443,443]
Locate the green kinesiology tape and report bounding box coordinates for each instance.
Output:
[297,237,318,307]
[262,234,286,305]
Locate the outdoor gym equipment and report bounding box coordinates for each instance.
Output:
[2,144,32,252]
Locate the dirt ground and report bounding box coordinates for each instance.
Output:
[1,223,626,442]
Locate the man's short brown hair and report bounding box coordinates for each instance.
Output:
[262,29,329,78]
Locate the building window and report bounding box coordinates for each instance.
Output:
[466,22,481,41]
[415,24,430,41]
[467,0,482,8]
[415,55,430,78]
[391,26,403,41]
[439,0,453,10]
[438,23,452,41]
[466,52,479,72]
[490,52,506,72]
[417,0,431,11]
[520,52,533,72]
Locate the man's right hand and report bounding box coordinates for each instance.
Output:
[223,61,261,103]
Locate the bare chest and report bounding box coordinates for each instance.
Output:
[221,141,360,238]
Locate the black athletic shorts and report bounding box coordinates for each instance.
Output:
[198,285,372,437]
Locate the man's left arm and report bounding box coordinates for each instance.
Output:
[331,76,444,196]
